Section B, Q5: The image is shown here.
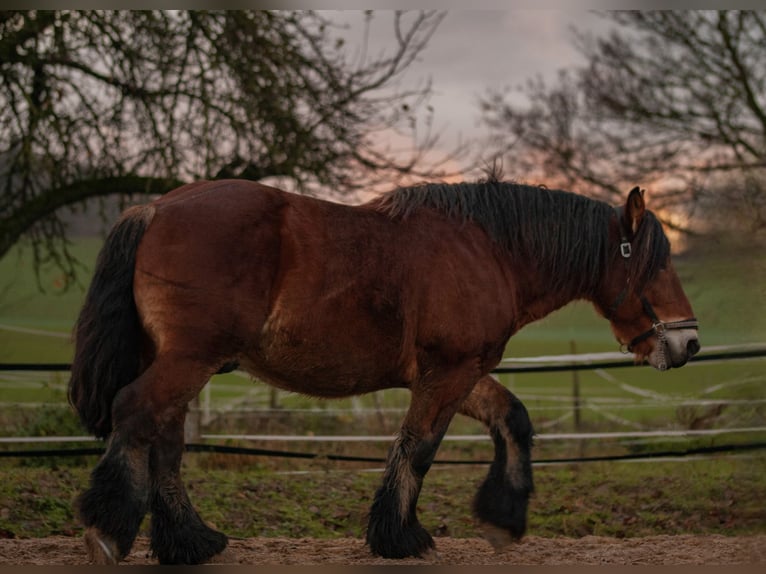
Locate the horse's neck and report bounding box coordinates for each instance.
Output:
[506,254,596,332]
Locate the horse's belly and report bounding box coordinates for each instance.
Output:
[238,354,404,399]
[241,313,410,398]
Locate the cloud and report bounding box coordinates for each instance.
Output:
[328,10,611,180]
[334,11,603,145]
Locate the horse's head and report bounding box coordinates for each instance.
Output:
[594,187,700,371]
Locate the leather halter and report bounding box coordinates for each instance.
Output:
[607,208,699,353]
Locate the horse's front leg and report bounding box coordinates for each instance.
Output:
[459,375,535,550]
[366,370,477,559]
[366,426,440,559]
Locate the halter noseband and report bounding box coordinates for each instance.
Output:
[607,208,699,354]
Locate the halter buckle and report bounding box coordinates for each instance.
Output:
[619,343,630,355]
[620,242,632,259]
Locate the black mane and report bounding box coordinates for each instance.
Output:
[371,180,670,297]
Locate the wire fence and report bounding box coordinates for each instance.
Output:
[1,343,765,465]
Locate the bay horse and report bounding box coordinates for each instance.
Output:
[68,178,699,564]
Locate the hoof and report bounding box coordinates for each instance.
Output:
[419,547,442,562]
[151,519,229,564]
[84,528,120,564]
[205,547,239,564]
[366,520,435,559]
[480,523,517,553]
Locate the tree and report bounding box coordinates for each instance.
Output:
[1,10,451,286]
[480,10,766,239]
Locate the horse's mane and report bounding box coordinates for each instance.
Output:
[369,179,670,297]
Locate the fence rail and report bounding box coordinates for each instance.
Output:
[2,343,765,374]
[2,425,764,445]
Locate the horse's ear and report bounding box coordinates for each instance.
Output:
[624,186,646,235]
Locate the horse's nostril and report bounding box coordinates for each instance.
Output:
[687,338,701,357]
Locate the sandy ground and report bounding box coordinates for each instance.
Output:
[0,535,764,565]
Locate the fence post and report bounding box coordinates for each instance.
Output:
[185,395,201,443]
[570,340,581,431]
[204,383,212,425]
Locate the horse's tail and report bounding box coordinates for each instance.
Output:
[68,204,155,439]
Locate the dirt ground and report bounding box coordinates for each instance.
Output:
[1,535,764,565]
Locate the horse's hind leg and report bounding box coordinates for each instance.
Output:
[77,362,164,564]
[78,355,227,565]
[149,406,230,564]
[458,375,534,551]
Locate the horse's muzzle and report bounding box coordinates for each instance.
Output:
[665,329,701,369]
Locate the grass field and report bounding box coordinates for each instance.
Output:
[1,237,765,444]
[0,456,764,539]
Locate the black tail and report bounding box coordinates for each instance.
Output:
[68,205,155,439]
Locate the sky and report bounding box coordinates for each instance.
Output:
[331,10,611,175]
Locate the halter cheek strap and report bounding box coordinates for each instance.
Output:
[604,210,633,321]
[608,207,699,353]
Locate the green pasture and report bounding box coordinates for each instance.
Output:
[1,456,764,539]
[1,238,765,441]
[3,239,763,544]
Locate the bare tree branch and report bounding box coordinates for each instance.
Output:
[1,10,457,287]
[480,10,766,238]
